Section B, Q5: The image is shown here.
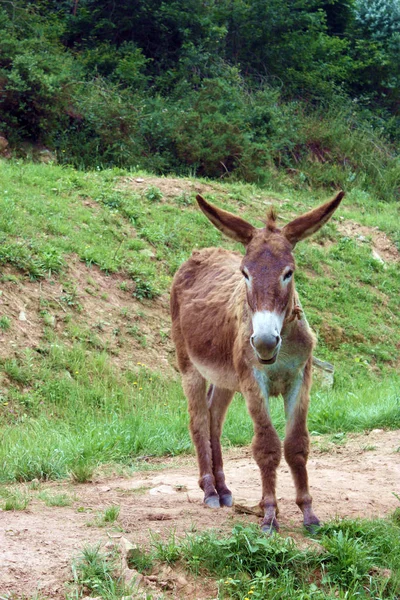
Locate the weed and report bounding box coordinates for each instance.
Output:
[132,276,158,300]
[71,544,133,597]
[0,486,31,510]
[70,461,95,484]
[144,186,163,202]
[102,505,120,523]
[38,491,74,507]
[0,315,11,331]
[143,520,400,599]
[126,324,147,347]
[127,548,154,573]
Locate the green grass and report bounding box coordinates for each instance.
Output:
[87,506,121,528]
[69,544,137,600]
[0,340,399,483]
[0,485,31,510]
[38,491,74,507]
[137,517,400,599]
[0,159,399,482]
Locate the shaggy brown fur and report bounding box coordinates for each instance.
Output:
[170,191,344,531]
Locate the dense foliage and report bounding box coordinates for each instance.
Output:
[0,0,399,198]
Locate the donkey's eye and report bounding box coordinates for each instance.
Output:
[241,269,250,280]
[283,270,293,281]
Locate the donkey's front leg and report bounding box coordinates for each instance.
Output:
[242,376,282,533]
[283,359,320,531]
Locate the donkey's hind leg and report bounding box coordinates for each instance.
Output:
[181,366,221,507]
[208,385,235,507]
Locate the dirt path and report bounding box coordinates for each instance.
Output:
[1,430,399,599]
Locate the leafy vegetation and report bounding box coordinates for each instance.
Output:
[0,160,399,482]
[69,545,135,599]
[136,518,400,599]
[0,0,398,199]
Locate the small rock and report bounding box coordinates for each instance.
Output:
[0,136,9,152]
[104,541,116,550]
[372,429,383,434]
[139,248,155,258]
[38,149,56,163]
[149,484,176,496]
[372,249,385,264]
[120,536,142,563]
[176,575,189,588]
[18,311,27,321]
[99,485,111,493]
[123,567,143,585]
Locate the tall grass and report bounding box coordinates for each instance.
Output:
[1,342,399,483]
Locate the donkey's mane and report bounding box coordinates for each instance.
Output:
[265,207,278,232]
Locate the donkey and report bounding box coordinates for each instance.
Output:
[170,191,344,532]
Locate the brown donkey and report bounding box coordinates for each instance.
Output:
[170,191,344,532]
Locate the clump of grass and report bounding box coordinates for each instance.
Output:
[70,461,96,484]
[0,486,31,510]
[38,491,74,507]
[87,505,121,528]
[71,544,133,598]
[0,315,11,331]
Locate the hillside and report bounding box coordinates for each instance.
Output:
[0,159,400,484]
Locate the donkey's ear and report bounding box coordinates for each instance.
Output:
[282,191,344,247]
[196,195,255,245]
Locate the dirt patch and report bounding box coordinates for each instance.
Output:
[0,259,175,377]
[337,220,400,264]
[1,430,399,599]
[119,176,221,201]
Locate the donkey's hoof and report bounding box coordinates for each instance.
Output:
[219,493,233,508]
[261,518,279,535]
[204,495,220,508]
[304,519,321,534]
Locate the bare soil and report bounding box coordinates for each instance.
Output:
[1,430,399,599]
[337,220,400,264]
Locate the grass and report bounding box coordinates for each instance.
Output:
[0,485,31,510]
[133,516,400,599]
[0,339,399,483]
[87,506,121,528]
[0,159,399,483]
[68,544,138,600]
[38,491,74,507]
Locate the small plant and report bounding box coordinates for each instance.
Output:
[87,505,121,528]
[144,186,163,202]
[102,505,120,523]
[71,544,131,597]
[70,461,95,484]
[0,487,31,511]
[38,491,73,507]
[132,277,158,300]
[127,548,154,573]
[0,315,11,331]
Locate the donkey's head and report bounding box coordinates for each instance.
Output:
[196,192,344,365]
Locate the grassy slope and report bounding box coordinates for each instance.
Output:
[0,159,399,482]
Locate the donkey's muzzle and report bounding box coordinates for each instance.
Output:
[251,333,281,364]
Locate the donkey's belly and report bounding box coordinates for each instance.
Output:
[192,358,239,391]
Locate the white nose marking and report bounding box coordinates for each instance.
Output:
[252,310,284,338]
